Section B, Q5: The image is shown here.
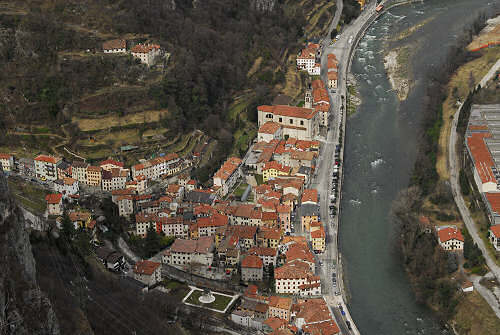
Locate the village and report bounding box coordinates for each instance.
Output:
[0,34,349,334]
[3,2,498,335]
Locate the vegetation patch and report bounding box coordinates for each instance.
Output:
[8,177,50,214]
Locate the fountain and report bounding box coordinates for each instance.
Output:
[198,289,215,304]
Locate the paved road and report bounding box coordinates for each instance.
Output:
[471,274,500,319]
[308,1,382,334]
[448,59,500,311]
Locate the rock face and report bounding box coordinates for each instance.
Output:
[251,0,276,12]
[0,173,60,335]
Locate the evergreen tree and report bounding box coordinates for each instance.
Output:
[61,212,76,241]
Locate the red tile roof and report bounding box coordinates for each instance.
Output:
[133,260,161,275]
[438,227,464,243]
[45,193,62,204]
[263,161,291,174]
[131,43,160,53]
[197,213,228,228]
[328,71,338,80]
[241,254,263,268]
[214,157,242,181]
[286,243,314,264]
[263,317,288,331]
[259,121,282,134]
[268,296,292,310]
[274,260,312,279]
[302,189,318,203]
[490,224,500,238]
[35,155,59,164]
[259,105,317,120]
[467,132,495,184]
[276,204,291,213]
[311,225,326,239]
[248,247,277,257]
[485,193,500,214]
[0,153,12,160]
[99,159,124,168]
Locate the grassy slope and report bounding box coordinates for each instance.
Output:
[436,47,500,180]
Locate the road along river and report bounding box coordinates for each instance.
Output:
[339,0,498,334]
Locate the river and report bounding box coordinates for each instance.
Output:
[340,0,498,334]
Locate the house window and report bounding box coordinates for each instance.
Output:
[279,117,282,122]
[289,119,293,124]
[300,120,304,125]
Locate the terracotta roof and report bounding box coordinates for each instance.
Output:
[69,211,91,222]
[35,155,59,164]
[491,224,500,238]
[187,179,196,185]
[437,227,464,243]
[259,105,317,120]
[131,43,160,54]
[328,71,338,80]
[166,183,182,194]
[485,192,500,215]
[248,247,277,257]
[103,39,126,50]
[45,193,62,204]
[197,213,228,228]
[263,317,288,331]
[286,243,314,264]
[112,189,135,196]
[214,157,242,181]
[302,189,318,204]
[268,296,292,310]
[282,235,307,245]
[262,211,278,221]
[228,225,258,239]
[241,254,263,268]
[63,177,77,185]
[311,80,325,90]
[303,320,340,335]
[168,236,213,254]
[87,165,101,172]
[0,153,12,160]
[244,284,258,298]
[99,159,124,168]
[256,184,273,195]
[259,121,282,134]
[133,260,160,276]
[295,298,332,325]
[263,161,291,174]
[259,228,281,240]
[274,260,312,279]
[269,329,293,335]
[276,204,291,213]
[467,132,495,184]
[311,225,326,239]
[327,58,338,70]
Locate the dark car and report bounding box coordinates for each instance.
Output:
[346,321,352,330]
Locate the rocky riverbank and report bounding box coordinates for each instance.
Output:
[384,47,411,101]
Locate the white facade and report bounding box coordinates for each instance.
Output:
[34,157,60,181]
[53,179,79,198]
[117,197,134,217]
[0,155,14,172]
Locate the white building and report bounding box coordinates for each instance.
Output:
[436,226,464,251]
[162,236,214,267]
[213,157,242,196]
[257,105,320,141]
[257,122,283,142]
[102,39,127,53]
[116,195,134,218]
[0,153,14,172]
[296,43,320,75]
[133,260,162,286]
[274,260,321,296]
[489,224,500,251]
[131,43,162,66]
[34,155,61,181]
[102,168,129,191]
[131,153,180,180]
[53,177,79,198]
[71,161,88,184]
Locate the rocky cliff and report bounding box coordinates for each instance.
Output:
[0,173,59,335]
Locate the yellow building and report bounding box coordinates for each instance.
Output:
[86,166,102,187]
[310,223,326,253]
[262,161,291,182]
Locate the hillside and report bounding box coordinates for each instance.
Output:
[0,0,335,180]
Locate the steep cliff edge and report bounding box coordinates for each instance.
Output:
[0,172,59,335]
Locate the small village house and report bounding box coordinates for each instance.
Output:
[436,226,464,251]
[0,153,14,172]
[35,155,61,181]
[133,260,162,286]
[45,193,63,216]
[241,254,264,281]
